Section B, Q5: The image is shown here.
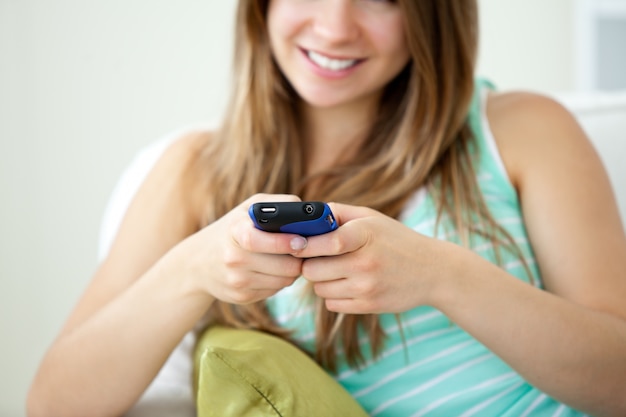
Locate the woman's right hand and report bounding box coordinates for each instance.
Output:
[174,193,308,305]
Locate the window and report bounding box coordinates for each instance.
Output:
[576,0,626,90]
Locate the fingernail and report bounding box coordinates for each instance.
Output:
[290,236,307,251]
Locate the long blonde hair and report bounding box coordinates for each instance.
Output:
[196,0,515,371]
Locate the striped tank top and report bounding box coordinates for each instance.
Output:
[266,80,589,416]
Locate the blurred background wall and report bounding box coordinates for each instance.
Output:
[1,0,622,415]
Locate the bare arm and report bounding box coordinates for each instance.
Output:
[445,92,626,414]
[27,133,212,417]
[27,132,305,417]
[295,93,626,416]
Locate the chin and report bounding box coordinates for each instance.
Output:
[294,85,379,111]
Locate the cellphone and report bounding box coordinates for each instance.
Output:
[248,201,338,236]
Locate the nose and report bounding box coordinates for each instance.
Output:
[312,0,359,44]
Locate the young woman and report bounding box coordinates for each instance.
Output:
[28,1,626,416]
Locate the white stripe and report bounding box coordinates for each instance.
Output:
[291,310,445,362]
[477,172,494,181]
[504,258,537,270]
[370,354,493,416]
[292,331,315,343]
[336,310,444,359]
[552,404,566,417]
[352,341,475,398]
[472,237,528,253]
[412,217,438,233]
[337,327,455,381]
[498,217,524,226]
[412,215,453,237]
[399,188,428,223]
[432,229,460,241]
[273,305,314,325]
[484,194,513,202]
[479,85,510,182]
[520,393,548,417]
[386,310,445,335]
[412,213,524,237]
[458,381,526,417]
[410,372,518,417]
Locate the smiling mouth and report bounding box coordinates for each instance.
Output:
[305,50,362,71]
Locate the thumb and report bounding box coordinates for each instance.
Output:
[327,202,378,226]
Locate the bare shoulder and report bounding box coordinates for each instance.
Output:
[58,128,215,335]
[129,129,213,227]
[106,126,215,266]
[485,91,597,190]
[156,128,213,177]
[104,126,216,268]
[486,91,584,143]
[486,90,574,125]
[107,126,215,261]
[486,91,626,315]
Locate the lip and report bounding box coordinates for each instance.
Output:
[299,48,365,79]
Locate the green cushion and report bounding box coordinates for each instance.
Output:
[193,326,369,417]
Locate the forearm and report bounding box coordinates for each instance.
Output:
[432,244,626,417]
[27,257,214,417]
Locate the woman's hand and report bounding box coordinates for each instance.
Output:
[175,193,309,305]
[292,202,449,313]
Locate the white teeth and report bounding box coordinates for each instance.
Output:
[307,50,358,71]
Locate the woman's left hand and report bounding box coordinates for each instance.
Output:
[292,202,449,313]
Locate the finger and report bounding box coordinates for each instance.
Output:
[223,246,303,279]
[301,255,347,283]
[292,220,369,258]
[302,250,379,285]
[233,220,309,255]
[310,279,373,314]
[311,276,351,298]
[216,257,301,305]
[235,194,309,254]
[222,286,291,305]
[327,202,377,225]
[248,252,303,280]
[226,269,299,293]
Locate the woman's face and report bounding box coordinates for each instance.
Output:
[267,0,410,110]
